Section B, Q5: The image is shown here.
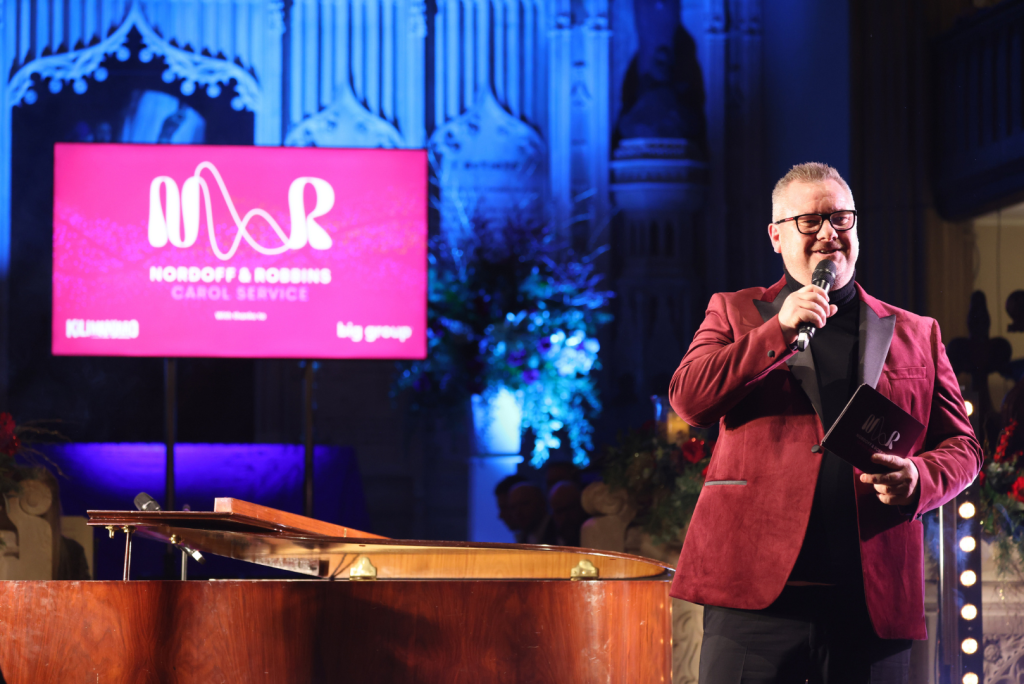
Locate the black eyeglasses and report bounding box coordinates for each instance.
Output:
[774,210,857,235]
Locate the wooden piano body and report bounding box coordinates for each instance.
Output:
[0,499,673,683]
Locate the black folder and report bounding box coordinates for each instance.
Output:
[820,384,925,474]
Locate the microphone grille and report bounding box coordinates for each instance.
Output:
[813,259,838,286]
[134,492,162,512]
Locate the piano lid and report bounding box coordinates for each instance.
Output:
[89,498,674,581]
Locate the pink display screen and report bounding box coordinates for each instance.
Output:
[52,143,427,359]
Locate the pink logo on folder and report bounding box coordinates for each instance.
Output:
[52,143,427,359]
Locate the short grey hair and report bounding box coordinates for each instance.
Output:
[771,162,854,221]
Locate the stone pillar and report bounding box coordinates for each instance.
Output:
[548,0,573,239]
[254,0,285,145]
[700,0,727,295]
[577,0,611,251]
[610,138,707,400]
[606,0,708,405]
[0,0,10,410]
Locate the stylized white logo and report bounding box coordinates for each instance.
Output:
[148,162,334,260]
[861,414,900,451]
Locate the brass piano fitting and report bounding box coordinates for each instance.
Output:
[570,559,599,580]
[349,557,378,580]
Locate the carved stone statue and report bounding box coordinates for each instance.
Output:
[615,0,705,144]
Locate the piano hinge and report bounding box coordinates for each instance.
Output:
[570,559,599,580]
[350,556,378,580]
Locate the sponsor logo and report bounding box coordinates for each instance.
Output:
[66,319,139,339]
[337,322,414,343]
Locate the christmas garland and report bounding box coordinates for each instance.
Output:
[0,413,21,495]
[0,413,62,496]
[598,422,712,545]
[979,418,1024,574]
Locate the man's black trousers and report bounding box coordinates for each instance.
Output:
[698,584,913,684]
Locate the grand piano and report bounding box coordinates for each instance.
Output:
[0,499,674,683]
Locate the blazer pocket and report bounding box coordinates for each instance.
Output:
[884,366,927,381]
[704,480,747,486]
[881,366,928,420]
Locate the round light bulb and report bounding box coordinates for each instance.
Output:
[960,536,977,552]
[964,673,979,684]
[959,502,976,519]
[965,400,974,417]
[961,604,978,620]
[961,570,977,586]
[962,638,978,655]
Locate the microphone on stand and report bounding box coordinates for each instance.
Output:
[796,260,838,352]
[133,492,206,564]
[133,492,162,512]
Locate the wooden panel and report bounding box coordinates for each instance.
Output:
[0,580,672,684]
[88,499,384,538]
[212,497,386,538]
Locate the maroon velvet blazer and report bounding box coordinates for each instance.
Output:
[668,276,981,640]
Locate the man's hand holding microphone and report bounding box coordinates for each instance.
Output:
[778,260,838,348]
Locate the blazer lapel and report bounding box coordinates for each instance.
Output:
[859,301,896,388]
[753,284,824,422]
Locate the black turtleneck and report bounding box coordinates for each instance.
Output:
[784,269,862,586]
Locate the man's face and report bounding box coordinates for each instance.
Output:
[768,179,859,289]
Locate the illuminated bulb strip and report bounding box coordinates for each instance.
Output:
[962,638,978,655]
[959,502,976,519]
[964,673,979,684]
[961,604,978,620]
[961,570,977,586]
[965,400,974,417]
[960,536,977,552]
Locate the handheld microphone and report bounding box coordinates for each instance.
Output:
[133,492,206,564]
[796,260,838,352]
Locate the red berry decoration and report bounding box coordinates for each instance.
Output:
[0,413,18,457]
[995,420,1018,463]
[681,437,705,464]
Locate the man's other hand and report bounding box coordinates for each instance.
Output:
[778,285,838,344]
[859,453,920,506]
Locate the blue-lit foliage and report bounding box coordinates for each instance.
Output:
[395,219,612,467]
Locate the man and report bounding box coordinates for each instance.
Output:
[507,483,559,545]
[494,474,528,535]
[669,163,981,684]
[549,480,588,547]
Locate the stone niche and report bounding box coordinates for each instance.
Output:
[428,90,547,238]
